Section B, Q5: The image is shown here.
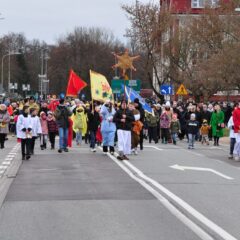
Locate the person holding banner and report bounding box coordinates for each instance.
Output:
[113,100,135,160]
[100,100,116,155]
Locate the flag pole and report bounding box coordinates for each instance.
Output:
[90,70,94,112]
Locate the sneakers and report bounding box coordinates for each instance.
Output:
[64,148,69,152]
[91,148,96,152]
[58,149,62,153]
[110,151,114,155]
[234,156,240,162]
[122,155,129,160]
[228,154,233,160]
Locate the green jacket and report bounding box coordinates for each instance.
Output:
[210,110,225,137]
[146,111,159,127]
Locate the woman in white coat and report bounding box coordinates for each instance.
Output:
[30,108,42,155]
[17,106,33,160]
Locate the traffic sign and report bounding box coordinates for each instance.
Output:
[111,80,141,94]
[160,85,173,95]
[176,84,188,95]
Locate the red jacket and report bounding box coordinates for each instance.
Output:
[233,107,240,133]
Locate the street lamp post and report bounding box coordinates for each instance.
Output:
[1,50,21,93]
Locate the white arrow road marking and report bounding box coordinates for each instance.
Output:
[144,145,163,151]
[170,164,234,180]
[123,160,238,240]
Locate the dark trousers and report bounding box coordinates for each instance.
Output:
[85,132,90,144]
[49,132,56,148]
[0,133,6,148]
[90,130,96,149]
[230,138,236,155]
[139,129,144,150]
[21,138,31,157]
[148,126,157,143]
[30,136,37,154]
[161,128,169,143]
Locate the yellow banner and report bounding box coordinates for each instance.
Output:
[90,70,113,102]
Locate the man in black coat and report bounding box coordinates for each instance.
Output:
[87,105,101,152]
[113,100,135,160]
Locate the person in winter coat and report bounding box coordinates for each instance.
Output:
[170,113,180,145]
[233,103,240,161]
[87,105,101,152]
[40,112,48,150]
[134,98,145,150]
[146,106,159,144]
[55,99,72,153]
[72,106,84,146]
[178,105,187,140]
[17,106,32,160]
[160,109,171,144]
[200,119,210,145]
[186,113,199,149]
[0,104,10,149]
[30,108,42,154]
[47,111,58,149]
[129,103,143,155]
[210,104,225,146]
[228,112,236,160]
[113,100,135,160]
[100,100,116,155]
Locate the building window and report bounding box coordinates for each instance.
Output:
[191,0,218,8]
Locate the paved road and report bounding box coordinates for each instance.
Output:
[0,138,239,240]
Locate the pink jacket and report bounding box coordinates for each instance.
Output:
[40,118,48,135]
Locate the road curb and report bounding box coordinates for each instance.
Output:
[0,145,22,209]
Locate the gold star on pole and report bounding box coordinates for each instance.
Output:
[112,49,140,76]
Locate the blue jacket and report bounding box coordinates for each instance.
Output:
[100,105,116,132]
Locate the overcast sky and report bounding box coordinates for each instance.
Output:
[0,0,155,44]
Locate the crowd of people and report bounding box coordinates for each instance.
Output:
[0,96,240,161]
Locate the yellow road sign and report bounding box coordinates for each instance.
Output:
[176,84,188,95]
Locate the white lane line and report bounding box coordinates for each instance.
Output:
[170,164,234,180]
[105,152,214,240]
[144,145,163,151]
[2,162,11,166]
[123,160,237,240]
[0,166,8,170]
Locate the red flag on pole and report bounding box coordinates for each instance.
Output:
[66,69,87,97]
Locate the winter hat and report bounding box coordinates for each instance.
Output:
[47,111,53,115]
[40,111,46,116]
[203,119,208,124]
[134,98,140,104]
[190,113,196,119]
[165,101,171,107]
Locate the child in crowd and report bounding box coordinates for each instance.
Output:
[40,111,48,150]
[30,108,42,154]
[186,113,199,149]
[73,106,84,146]
[131,104,143,155]
[170,114,180,145]
[17,106,32,160]
[47,111,58,150]
[200,119,210,145]
[160,109,170,144]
